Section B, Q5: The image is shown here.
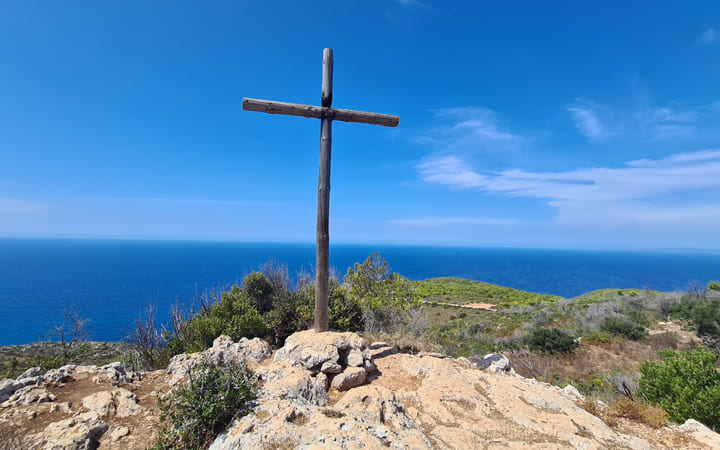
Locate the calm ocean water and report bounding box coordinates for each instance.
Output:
[1,238,719,345]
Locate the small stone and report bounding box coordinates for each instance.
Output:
[114,388,143,417]
[561,384,584,401]
[17,367,42,380]
[82,391,116,417]
[331,367,366,391]
[107,425,131,442]
[320,361,343,374]
[316,373,329,391]
[346,349,365,368]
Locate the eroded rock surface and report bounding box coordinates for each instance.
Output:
[212,332,720,450]
[165,335,271,386]
[3,332,720,450]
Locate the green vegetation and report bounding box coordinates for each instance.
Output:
[412,277,562,307]
[523,328,578,354]
[639,349,720,432]
[599,316,647,341]
[671,297,720,338]
[184,287,270,351]
[345,253,418,332]
[155,358,257,449]
[113,254,719,432]
[708,280,720,291]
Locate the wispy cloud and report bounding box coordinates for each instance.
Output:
[697,28,718,45]
[568,103,609,141]
[416,149,720,227]
[643,106,696,140]
[389,217,523,227]
[414,107,524,158]
[0,198,49,215]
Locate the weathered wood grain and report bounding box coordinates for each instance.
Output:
[242,98,399,127]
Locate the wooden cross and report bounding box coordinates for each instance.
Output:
[243,48,399,332]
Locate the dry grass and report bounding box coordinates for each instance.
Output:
[612,398,668,429]
[510,338,662,386]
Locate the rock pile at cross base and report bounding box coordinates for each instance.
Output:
[2,331,720,449]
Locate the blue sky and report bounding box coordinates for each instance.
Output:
[2,1,720,249]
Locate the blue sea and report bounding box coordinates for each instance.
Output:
[1,238,719,345]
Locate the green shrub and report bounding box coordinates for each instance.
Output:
[184,287,269,352]
[583,331,612,345]
[243,272,275,314]
[344,253,418,332]
[671,297,720,338]
[708,280,720,291]
[155,358,257,449]
[523,328,578,354]
[328,278,364,332]
[599,316,646,341]
[639,349,720,431]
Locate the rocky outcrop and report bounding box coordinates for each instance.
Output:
[81,388,143,418]
[165,335,271,386]
[0,361,159,449]
[33,411,109,449]
[211,331,720,450]
[3,332,720,449]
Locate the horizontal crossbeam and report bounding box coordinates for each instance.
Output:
[243,98,399,127]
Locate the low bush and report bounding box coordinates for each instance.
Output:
[155,358,257,449]
[523,328,578,354]
[599,316,646,341]
[612,397,668,429]
[638,348,720,432]
[671,297,720,338]
[582,331,612,345]
[708,280,720,291]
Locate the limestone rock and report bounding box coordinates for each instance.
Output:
[679,419,720,448]
[345,348,365,367]
[2,385,56,407]
[166,335,270,386]
[82,391,116,416]
[0,376,38,403]
[273,330,365,371]
[474,353,513,373]
[561,384,585,401]
[331,367,366,391]
[34,411,108,450]
[114,388,143,417]
[259,362,328,406]
[17,367,43,380]
[210,333,666,450]
[320,360,343,374]
[99,362,133,384]
[81,388,143,418]
[106,425,131,442]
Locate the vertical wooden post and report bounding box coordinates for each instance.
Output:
[315,48,333,332]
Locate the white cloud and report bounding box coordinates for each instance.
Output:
[414,107,523,158]
[416,155,488,188]
[697,28,718,45]
[389,217,523,227]
[568,106,608,141]
[416,149,720,227]
[643,106,696,141]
